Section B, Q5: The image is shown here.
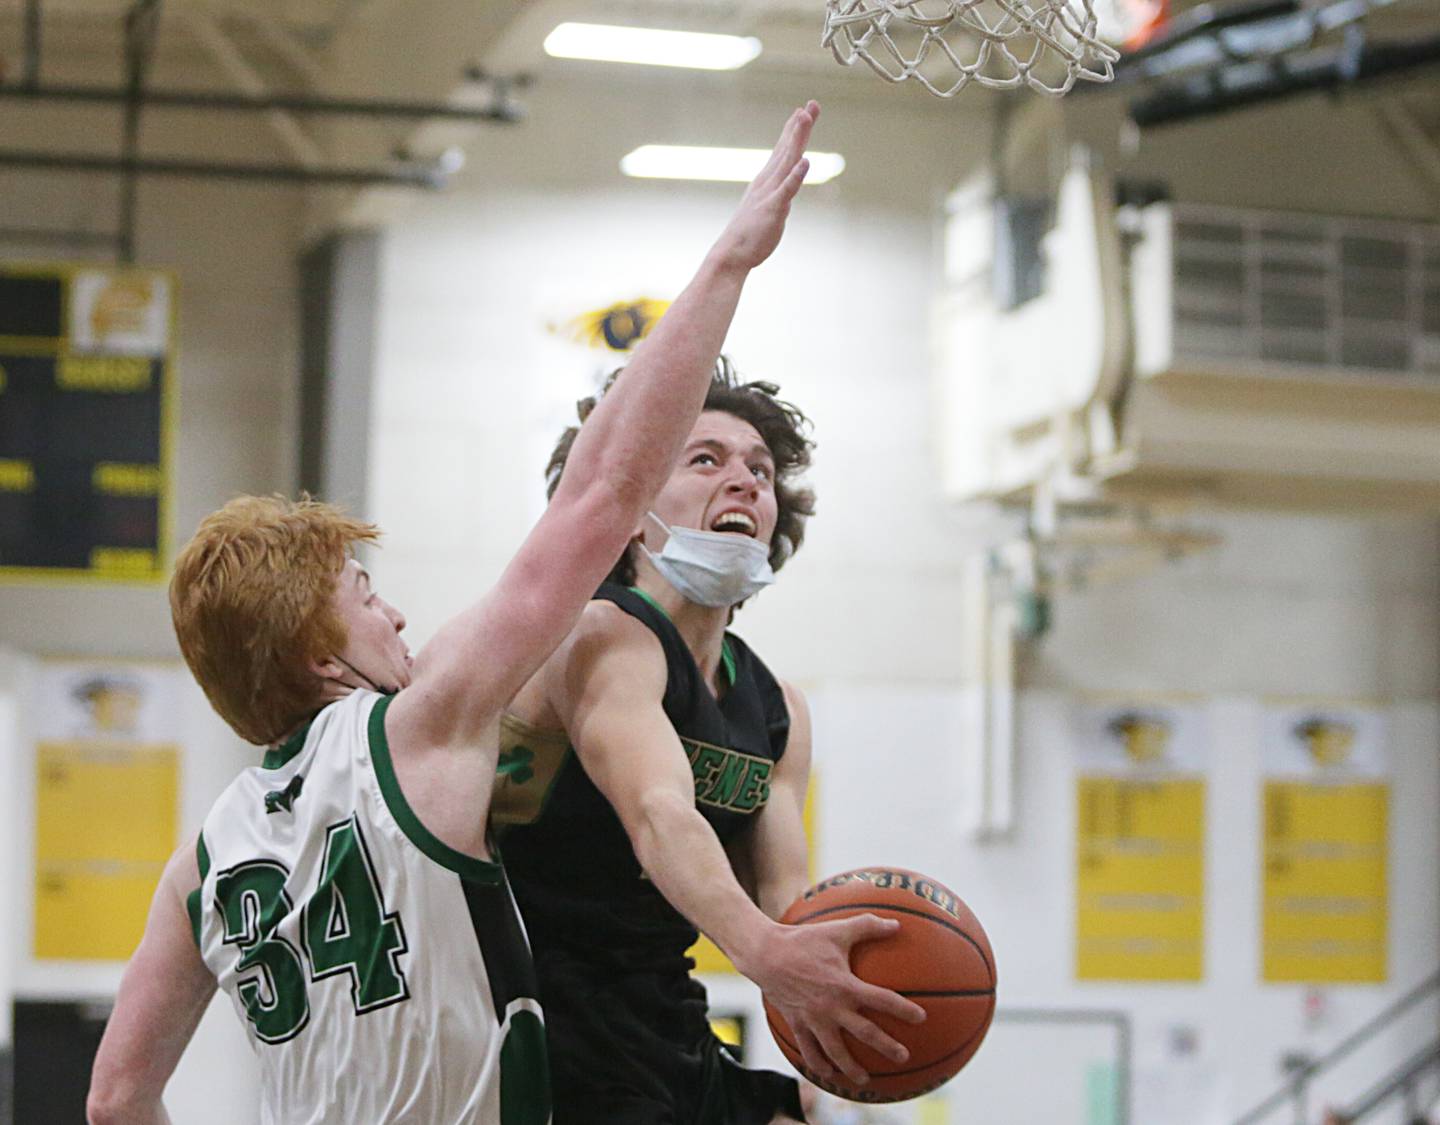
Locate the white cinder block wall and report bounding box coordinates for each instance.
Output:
[361,75,1440,1125]
[3,52,1437,1123]
[0,52,300,1120]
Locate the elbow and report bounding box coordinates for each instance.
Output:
[553,474,648,557]
[87,1069,151,1125]
[86,1086,124,1125]
[554,447,652,525]
[582,466,649,523]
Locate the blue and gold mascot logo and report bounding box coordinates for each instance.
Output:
[559,298,672,352]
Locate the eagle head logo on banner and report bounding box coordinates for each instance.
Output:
[555,298,672,352]
[1293,717,1357,768]
[72,675,144,736]
[1108,711,1173,765]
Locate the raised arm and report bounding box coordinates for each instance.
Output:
[549,607,923,1088]
[393,103,819,748]
[88,842,216,1125]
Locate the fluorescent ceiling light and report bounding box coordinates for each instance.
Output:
[543,22,762,70]
[620,146,846,185]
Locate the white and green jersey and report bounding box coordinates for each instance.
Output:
[188,690,550,1125]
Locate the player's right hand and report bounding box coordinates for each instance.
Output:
[708,101,820,275]
[749,912,926,1088]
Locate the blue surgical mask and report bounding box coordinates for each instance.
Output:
[640,512,775,608]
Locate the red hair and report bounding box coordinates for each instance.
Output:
[170,495,378,745]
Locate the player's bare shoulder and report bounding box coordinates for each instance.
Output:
[544,599,668,714]
[566,599,662,665]
[778,679,812,727]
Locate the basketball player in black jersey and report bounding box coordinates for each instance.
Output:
[496,364,925,1124]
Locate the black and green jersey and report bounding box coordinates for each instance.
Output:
[496,582,791,966]
[495,585,804,1123]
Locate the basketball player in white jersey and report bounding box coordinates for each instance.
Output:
[86,103,822,1125]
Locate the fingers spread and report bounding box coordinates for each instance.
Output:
[840,1012,910,1065]
[755,107,804,189]
[814,1027,869,1088]
[835,913,901,948]
[859,981,928,1025]
[791,106,817,152]
[792,1026,836,1085]
[781,157,810,197]
[756,103,819,195]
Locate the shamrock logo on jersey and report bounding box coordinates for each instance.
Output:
[265,774,305,815]
[497,746,535,785]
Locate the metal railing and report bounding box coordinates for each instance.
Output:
[1329,1038,1440,1124]
[1232,969,1440,1125]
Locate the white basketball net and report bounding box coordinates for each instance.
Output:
[823,0,1122,97]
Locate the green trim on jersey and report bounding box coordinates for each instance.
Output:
[626,586,735,687]
[500,1007,551,1125]
[263,721,313,770]
[186,832,211,948]
[367,693,503,884]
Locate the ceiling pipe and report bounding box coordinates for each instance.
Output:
[23,0,43,87]
[0,225,121,248]
[118,0,162,263]
[0,82,524,122]
[0,149,447,187]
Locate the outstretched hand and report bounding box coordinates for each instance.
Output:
[743,911,926,1088]
[709,100,820,274]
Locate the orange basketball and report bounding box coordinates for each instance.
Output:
[763,867,997,1103]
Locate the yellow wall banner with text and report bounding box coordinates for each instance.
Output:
[1262,703,1388,983]
[33,660,182,960]
[1074,699,1207,982]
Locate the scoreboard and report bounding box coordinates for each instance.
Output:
[0,264,175,582]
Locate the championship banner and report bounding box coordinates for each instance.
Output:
[1261,702,1388,983]
[32,660,182,960]
[1074,698,1207,982]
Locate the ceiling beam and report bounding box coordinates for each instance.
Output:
[178,8,325,167]
[1128,31,1440,127]
[0,81,523,121]
[23,0,43,86]
[0,148,448,187]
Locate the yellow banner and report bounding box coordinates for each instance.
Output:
[34,742,178,960]
[1076,776,1205,981]
[1262,781,1387,983]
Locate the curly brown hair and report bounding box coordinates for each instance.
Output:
[545,356,816,589]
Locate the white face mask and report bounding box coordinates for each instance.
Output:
[640,512,775,608]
